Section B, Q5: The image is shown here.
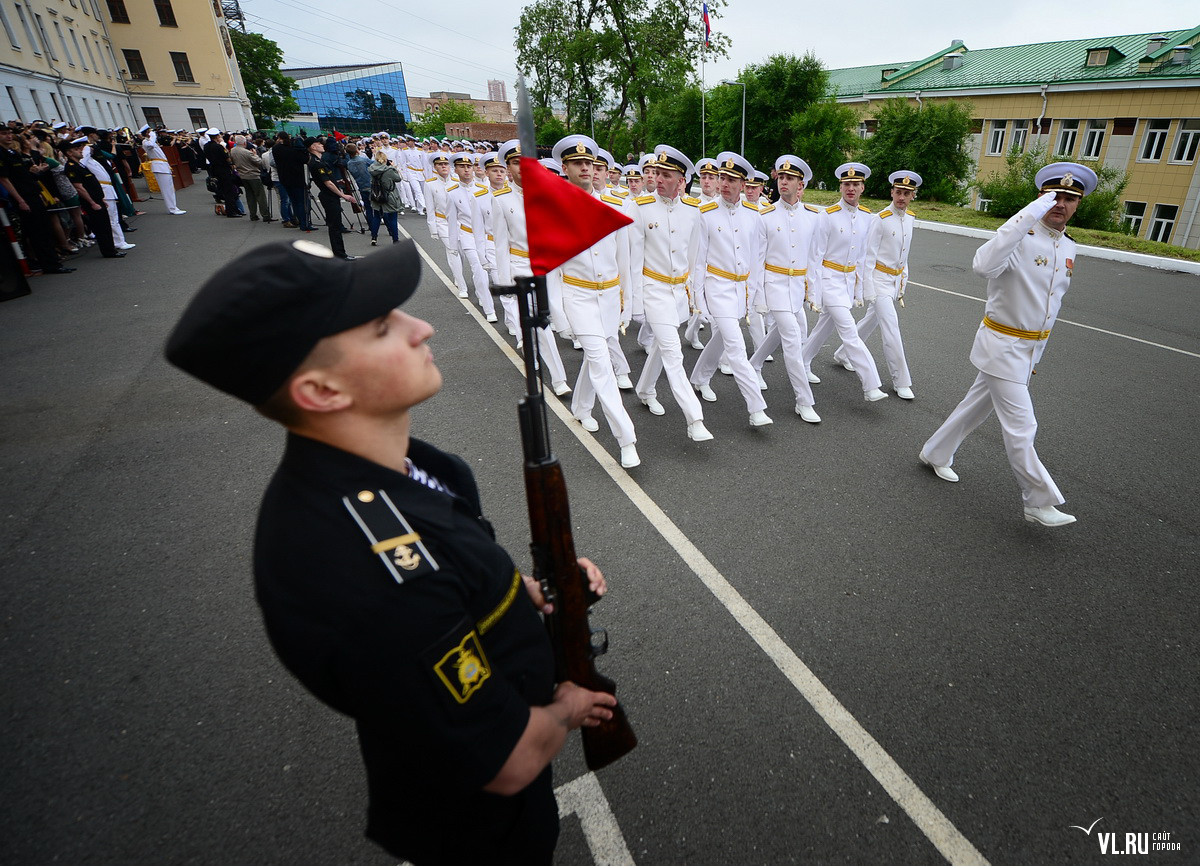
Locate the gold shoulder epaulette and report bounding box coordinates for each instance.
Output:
[635,194,656,205]
[474,187,488,197]
[804,203,820,213]
[758,203,775,214]
[601,193,624,206]
[681,196,700,207]
[493,185,512,197]
[613,188,629,197]
[476,183,488,192]
[742,200,760,212]
[908,208,917,218]
[426,177,437,183]
[699,201,719,213]
[879,209,893,219]
[447,183,459,191]
[826,204,841,214]
[858,204,872,213]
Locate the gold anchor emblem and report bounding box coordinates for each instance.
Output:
[393,544,421,570]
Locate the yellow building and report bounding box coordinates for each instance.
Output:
[0,0,252,131]
[829,26,1200,249]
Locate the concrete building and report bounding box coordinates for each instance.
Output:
[828,25,1200,249]
[487,78,506,103]
[0,0,252,131]
[415,90,512,124]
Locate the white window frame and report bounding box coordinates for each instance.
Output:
[69,28,87,70]
[1170,119,1200,164]
[1121,201,1146,236]
[986,120,1007,156]
[1081,120,1106,160]
[0,5,20,49]
[975,196,992,212]
[15,6,41,55]
[53,21,74,66]
[1011,119,1030,153]
[1056,119,1079,156]
[1139,119,1170,162]
[1147,204,1178,244]
[33,13,55,60]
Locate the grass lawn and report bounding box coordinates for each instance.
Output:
[798,190,1200,264]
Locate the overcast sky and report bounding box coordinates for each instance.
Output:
[240,0,1197,104]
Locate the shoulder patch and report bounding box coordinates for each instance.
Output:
[493,185,511,197]
[681,195,700,207]
[907,208,917,218]
[825,204,842,214]
[342,491,440,584]
[474,187,488,197]
[742,200,760,212]
[613,188,629,197]
[699,201,719,213]
[858,204,872,213]
[447,183,459,191]
[424,621,492,705]
[804,203,820,213]
[758,203,775,214]
[635,194,656,205]
[426,177,437,183]
[600,193,624,206]
[879,209,893,219]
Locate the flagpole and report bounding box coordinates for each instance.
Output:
[701,46,706,160]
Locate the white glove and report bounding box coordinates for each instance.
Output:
[753,303,769,315]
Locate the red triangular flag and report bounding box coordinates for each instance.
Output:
[521,156,633,276]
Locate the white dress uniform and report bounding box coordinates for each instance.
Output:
[81,151,127,248]
[401,143,427,214]
[627,178,705,425]
[425,169,469,294]
[746,192,820,411]
[840,198,916,390]
[143,129,183,214]
[490,179,569,391]
[802,167,884,396]
[446,178,495,314]
[921,185,1086,512]
[470,167,518,333]
[683,163,721,348]
[689,154,768,419]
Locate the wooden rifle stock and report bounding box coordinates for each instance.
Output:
[497,273,637,771]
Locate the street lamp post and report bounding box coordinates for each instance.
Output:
[721,79,745,155]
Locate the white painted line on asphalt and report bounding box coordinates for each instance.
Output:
[405,226,988,866]
[908,280,1200,360]
[556,773,637,866]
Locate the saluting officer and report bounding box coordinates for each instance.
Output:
[747,155,822,423]
[490,139,571,395]
[802,162,888,402]
[140,124,186,215]
[549,134,640,468]
[920,163,1096,527]
[627,145,713,442]
[835,170,921,399]
[689,152,773,427]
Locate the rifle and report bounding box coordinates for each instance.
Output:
[492,272,637,771]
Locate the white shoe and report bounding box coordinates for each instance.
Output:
[552,381,571,396]
[764,354,774,362]
[864,388,888,402]
[619,444,641,468]
[919,452,959,483]
[748,411,773,427]
[686,420,713,441]
[579,415,599,432]
[896,387,915,400]
[690,339,705,350]
[572,339,582,350]
[697,384,717,402]
[616,374,633,390]
[641,397,665,416]
[117,242,136,250]
[170,208,187,214]
[757,371,768,390]
[795,404,821,423]
[719,363,733,375]
[1023,505,1076,527]
[841,359,856,372]
[515,340,524,351]
[458,289,469,298]
[807,370,821,384]
[486,312,498,323]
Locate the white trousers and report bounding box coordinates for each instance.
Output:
[106,201,126,246]
[837,297,911,388]
[749,309,815,407]
[608,333,630,376]
[922,370,1063,507]
[684,311,704,345]
[407,174,426,213]
[747,309,768,352]
[438,231,467,292]
[398,174,415,210]
[635,319,705,423]
[690,317,767,414]
[456,234,494,315]
[571,333,636,446]
[154,171,177,212]
[635,320,655,353]
[802,306,882,392]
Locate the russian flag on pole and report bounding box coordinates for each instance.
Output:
[702,2,711,47]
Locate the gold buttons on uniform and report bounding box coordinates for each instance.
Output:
[358,490,375,503]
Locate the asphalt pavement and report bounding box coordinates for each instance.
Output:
[2,182,1197,865]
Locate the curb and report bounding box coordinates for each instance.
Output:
[913,219,1200,275]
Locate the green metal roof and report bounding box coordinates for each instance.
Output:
[826,26,1200,98]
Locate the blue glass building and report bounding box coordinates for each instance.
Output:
[281,62,412,135]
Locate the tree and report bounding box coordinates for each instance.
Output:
[791,99,860,187]
[733,53,828,168]
[410,101,483,138]
[644,85,704,158]
[859,98,974,204]
[229,29,298,128]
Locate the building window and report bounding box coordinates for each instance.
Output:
[106,0,129,23]
[975,196,991,212]
[170,51,194,83]
[1147,204,1178,244]
[1139,119,1170,161]
[154,0,176,26]
[986,120,1006,155]
[1170,119,1200,164]
[1086,48,1109,66]
[1081,120,1106,159]
[122,48,148,80]
[1011,119,1029,152]
[1057,119,1078,156]
[33,14,56,60]
[49,91,62,118]
[15,6,40,55]
[187,107,207,128]
[81,33,97,70]
[53,21,74,66]
[70,29,88,69]
[1122,202,1146,235]
[141,106,163,126]
[0,5,20,49]
[29,88,47,122]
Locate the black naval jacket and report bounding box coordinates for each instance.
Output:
[254,433,558,864]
